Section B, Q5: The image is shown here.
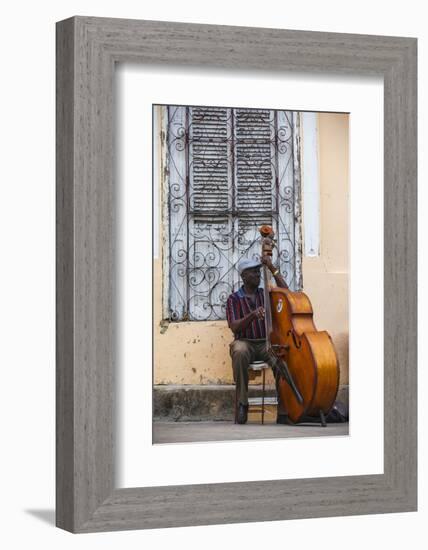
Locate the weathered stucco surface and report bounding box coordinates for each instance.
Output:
[154,112,349,387]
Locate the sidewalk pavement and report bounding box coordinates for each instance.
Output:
[153,420,349,444]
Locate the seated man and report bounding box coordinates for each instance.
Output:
[226,256,289,424]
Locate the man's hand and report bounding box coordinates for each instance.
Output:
[261,255,288,289]
[229,307,265,335]
[261,255,274,270]
[253,306,265,320]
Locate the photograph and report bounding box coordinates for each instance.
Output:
[152,104,349,443]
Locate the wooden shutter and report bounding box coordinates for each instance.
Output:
[234,109,276,271]
[188,107,234,320]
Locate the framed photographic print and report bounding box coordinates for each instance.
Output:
[56,16,417,532]
[149,103,350,446]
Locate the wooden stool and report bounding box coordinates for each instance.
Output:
[234,361,271,424]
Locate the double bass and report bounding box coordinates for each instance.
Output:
[260,225,340,426]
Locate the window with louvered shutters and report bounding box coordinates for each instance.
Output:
[166,105,302,322]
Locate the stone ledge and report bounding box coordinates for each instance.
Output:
[154,384,275,422]
[154,384,349,422]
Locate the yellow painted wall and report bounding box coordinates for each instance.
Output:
[301,113,349,385]
[154,111,349,386]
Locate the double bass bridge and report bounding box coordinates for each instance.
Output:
[271,343,290,354]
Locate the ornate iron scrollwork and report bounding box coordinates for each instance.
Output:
[165,106,301,321]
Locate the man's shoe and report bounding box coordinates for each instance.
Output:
[276,414,290,425]
[237,403,248,424]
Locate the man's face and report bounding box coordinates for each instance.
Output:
[241,267,261,288]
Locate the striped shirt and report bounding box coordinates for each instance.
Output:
[226,286,266,340]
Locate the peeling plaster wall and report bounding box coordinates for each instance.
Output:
[154,258,235,384]
[154,111,349,386]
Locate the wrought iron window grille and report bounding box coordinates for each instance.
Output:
[163,105,302,322]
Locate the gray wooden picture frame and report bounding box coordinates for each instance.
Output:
[56,16,417,533]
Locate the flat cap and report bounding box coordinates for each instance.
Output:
[238,258,262,275]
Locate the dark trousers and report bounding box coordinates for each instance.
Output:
[230,338,287,414]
